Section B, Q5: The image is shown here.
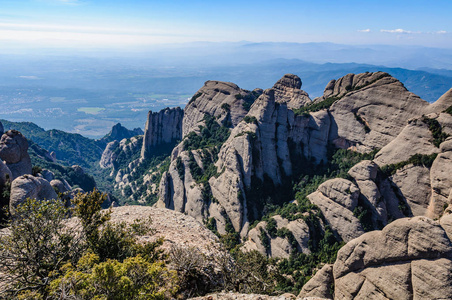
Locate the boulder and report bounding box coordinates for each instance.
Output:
[0,130,32,180]
[9,175,58,214]
[50,179,69,194]
[423,87,452,115]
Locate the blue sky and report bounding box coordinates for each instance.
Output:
[0,0,451,49]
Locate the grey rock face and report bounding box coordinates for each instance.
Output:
[308,179,364,242]
[374,117,439,166]
[9,175,58,215]
[298,264,334,299]
[242,215,311,259]
[327,72,428,152]
[272,74,311,109]
[0,130,32,180]
[141,107,183,159]
[182,81,252,137]
[99,140,119,169]
[332,216,452,299]
[424,87,452,114]
[50,179,69,194]
[428,137,452,218]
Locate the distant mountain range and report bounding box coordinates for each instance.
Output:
[0,42,451,137]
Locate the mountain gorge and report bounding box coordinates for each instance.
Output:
[1,70,452,298]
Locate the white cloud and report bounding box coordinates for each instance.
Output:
[358,29,371,33]
[380,29,415,34]
[437,30,447,34]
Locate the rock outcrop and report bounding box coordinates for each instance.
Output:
[326,72,428,152]
[0,130,32,180]
[99,140,119,169]
[272,74,311,109]
[242,215,311,258]
[0,121,3,136]
[97,123,143,147]
[9,175,58,214]
[141,107,183,158]
[333,216,452,299]
[300,214,452,300]
[0,160,12,187]
[298,264,334,299]
[308,179,364,242]
[182,81,259,137]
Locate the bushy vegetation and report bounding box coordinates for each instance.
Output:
[183,114,230,151]
[380,153,438,177]
[293,96,341,115]
[243,116,258,124]
[422,116,449,147]
[445,105,452,116]
[0,192,176,299]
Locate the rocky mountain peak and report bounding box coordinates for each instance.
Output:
[182,80,259,137]
[272,74,311,109]
[97,123,143,147]
[273,73,302,90]
[141,107,183,159]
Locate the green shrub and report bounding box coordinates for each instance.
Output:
[244,116,258,124]
[422,116,449,147]
[0,198,83,297]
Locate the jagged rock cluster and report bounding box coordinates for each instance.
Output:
[141,107,183,158]
[97,72,452,298]
[156,72,447,239]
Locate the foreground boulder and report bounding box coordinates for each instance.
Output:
[0,130,32,180]
[302,214,452,299]
[9,175,58,214]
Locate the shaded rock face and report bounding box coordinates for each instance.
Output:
[182,81,257,138]
[0,130,32,180]
[272,74,311,109]
[99,140,119,169]
[9,175,58,215]
[0,121,3,136]
[141,107,183,159]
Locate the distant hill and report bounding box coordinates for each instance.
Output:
[1,119,103,168]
